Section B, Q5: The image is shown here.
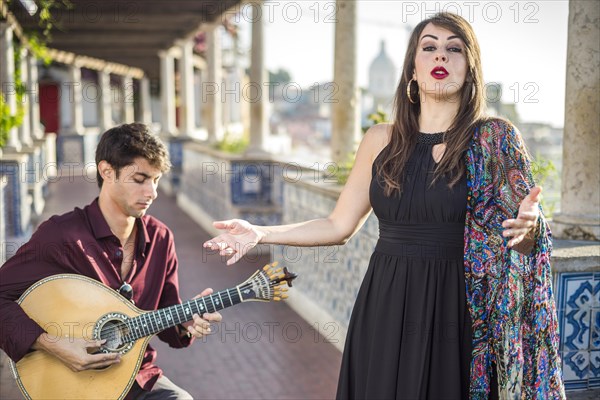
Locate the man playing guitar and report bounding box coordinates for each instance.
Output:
[0,123,221,399]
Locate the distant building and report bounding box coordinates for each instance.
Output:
[269,40,401,155]
[270,82,334,155]
[367,40,398,118]
[359,40,399,128]
[485,82,521,124]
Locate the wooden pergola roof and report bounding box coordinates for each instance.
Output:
[7,0,242,79]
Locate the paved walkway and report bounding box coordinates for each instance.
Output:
[0,171,342,399]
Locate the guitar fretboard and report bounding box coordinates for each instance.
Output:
[123,287,243,342]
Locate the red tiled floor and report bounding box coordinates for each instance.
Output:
[0,172,342,399]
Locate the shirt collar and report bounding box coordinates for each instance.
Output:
[87,198,114,239]
[87,198,151,253]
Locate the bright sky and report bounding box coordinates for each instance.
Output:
[237,0,569,128]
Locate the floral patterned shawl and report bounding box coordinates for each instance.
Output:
[464,119,565,399]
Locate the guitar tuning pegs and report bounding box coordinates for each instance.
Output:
[263,261,279,271]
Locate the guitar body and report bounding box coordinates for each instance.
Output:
[10,274,150,400]
[8,264,297,400]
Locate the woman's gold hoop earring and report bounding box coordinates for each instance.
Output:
[407,78,417,104]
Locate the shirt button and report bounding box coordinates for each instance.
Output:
[116,250,123,257]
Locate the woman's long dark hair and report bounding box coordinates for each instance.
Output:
[376,12,486,197]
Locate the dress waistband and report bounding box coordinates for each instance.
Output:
[376,220,465,259]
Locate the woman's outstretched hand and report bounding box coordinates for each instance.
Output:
[203,219,264,265]
[502,186,542,250]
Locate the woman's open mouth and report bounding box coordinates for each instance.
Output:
[431,66,449,79]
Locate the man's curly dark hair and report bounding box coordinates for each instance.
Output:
[95,123,171,188]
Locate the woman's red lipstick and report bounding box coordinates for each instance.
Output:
[431,66,449,79]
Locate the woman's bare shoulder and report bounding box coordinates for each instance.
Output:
[363,123,392,158]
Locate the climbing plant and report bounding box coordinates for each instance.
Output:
[0,0,70,147]
[0,43,25,148]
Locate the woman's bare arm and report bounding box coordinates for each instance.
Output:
[204,124,390,265]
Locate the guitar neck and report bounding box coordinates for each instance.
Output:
[125,286,242,342]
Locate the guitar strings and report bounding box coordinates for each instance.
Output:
[98,280,259,342]
[97,276,285,345]
[100,272,288,341]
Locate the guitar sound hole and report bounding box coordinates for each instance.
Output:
[93,312,134,356]
[99,320,130,352]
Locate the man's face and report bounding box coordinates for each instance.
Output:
[103,157,162,218]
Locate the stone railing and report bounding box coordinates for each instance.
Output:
[175,141,285,233]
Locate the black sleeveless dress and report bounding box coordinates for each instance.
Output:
[336,133,472,399]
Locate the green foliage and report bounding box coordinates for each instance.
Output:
[1,0,65,147]
[362,107,389,134]
[531,154,557,188]
[331,152,356,185]
[0,43,26,148]
[26,34,52,65]
[0,94,24,148]
[531,153,559,217]
[13,42,26,102]
[268,68,291,87]
[36,0,74,40]
[4,0,72,41]
[213,132,249,154]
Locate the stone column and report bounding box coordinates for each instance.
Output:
[159,51,177,136]
[178,39,196,136]
[246,1,269,156]
[0,22,21,151]
[57,62,89,166]
[194,68,203,128]
[203,24,223,143]
[552,0,600,241]
[230,33,243,124]
[331,0,360,165]
[67,63,84,135]
[122,74,135,123]
[98,70,113,132]
[27,52,43,140]
[26,53,46,218]
[139,76,152,126]
[17,47,33,148]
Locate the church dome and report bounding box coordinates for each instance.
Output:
[369,40,397,99]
